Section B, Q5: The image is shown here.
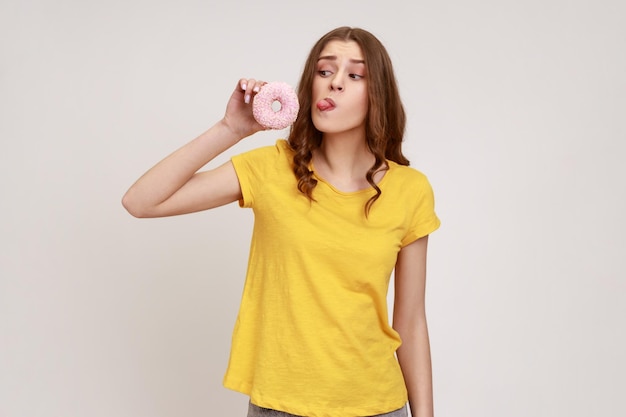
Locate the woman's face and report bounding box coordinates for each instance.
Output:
[311,40,369,135]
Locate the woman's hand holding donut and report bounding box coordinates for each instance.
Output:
[222,78,268,139]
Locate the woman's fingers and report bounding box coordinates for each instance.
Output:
[238,78,266,104]
[223,78,269,137]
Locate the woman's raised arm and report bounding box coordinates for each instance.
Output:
[122,79,266,218]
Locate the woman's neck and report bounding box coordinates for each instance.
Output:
[312,131,383,192]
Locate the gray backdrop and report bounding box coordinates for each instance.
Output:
[1,0,624,416]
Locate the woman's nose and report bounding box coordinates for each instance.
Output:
[330,74,344,91]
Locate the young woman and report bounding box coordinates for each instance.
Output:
[123,26,440,417]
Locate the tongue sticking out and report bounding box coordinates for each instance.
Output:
[316,99,334,111]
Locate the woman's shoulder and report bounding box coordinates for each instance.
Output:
[386,160,433,186]
[235,139,293,161]
[384,161,438,212]
[231,139,295,185]
[275,138,294,156]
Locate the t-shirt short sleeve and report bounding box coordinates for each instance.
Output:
[230,140,290,209]
[400,172,441,247]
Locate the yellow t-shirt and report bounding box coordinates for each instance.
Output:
[225,140,440,417]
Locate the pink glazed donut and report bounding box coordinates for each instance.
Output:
[252,82,300,130]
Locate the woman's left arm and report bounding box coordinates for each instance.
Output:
[393,235,434,417]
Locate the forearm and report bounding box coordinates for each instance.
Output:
[396,314,434,417]
[122,119,241,215]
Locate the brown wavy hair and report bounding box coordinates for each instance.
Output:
[287,26,409,215]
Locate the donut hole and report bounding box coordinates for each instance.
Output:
[271,100,282,113]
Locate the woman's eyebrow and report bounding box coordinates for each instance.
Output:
[317,55,365,64]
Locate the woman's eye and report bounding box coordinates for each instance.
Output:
[349,74,364,80]
[318,70,332,77]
